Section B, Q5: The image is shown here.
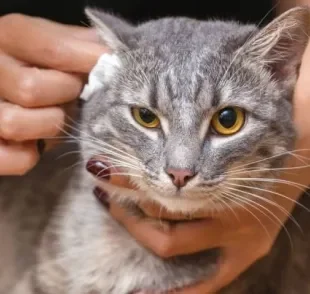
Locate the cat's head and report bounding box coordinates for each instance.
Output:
[81,7,310,214]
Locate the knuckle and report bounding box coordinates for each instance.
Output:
[41,41,64,68]
[0,13,24,27]
[0,107,20,139]
[54,108,66,128]
[17,148,38,175]
[16,75,38,107]
[257,239,273,258]
[154,236,175,258]
[47,108,65,137]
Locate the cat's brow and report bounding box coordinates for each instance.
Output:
[211,91,221,108]
[165,74,177,100]
[148,79,158,109]
[193,75,204,102]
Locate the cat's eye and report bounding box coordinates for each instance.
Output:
[211,107,245,135]
[132,107,160,128]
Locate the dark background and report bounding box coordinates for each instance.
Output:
[0,0,274,27]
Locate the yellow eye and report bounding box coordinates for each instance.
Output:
[132,107,160,128]
[211,107,245,135]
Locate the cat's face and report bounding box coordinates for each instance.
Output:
[81,8,308,214]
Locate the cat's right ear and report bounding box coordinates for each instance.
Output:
[85,8,132,52]
[241,6,310,84]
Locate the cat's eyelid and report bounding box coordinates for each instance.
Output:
[128,103,161,116]
[210,104,252,115]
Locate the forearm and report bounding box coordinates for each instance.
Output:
[276,0,310,14]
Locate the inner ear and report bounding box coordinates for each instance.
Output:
[241,6,310,80]
[85,8,130,52]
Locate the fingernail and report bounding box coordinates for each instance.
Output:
[86,159,110,180]
[93,186,110,209]
[37,139,46,155]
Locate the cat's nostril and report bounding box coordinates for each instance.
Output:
[86,159,110,180]
[166,168,195,188]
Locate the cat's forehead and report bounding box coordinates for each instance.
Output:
[119,47,266,112]
[113,19,271,114]
[123,18,257,73]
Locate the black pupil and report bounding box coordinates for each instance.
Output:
[218,108,237,128]
[139,108,156,124]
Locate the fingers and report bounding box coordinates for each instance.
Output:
[0,54,85,108]
[0,101,65,141]
[139,201,213,220]
[173,243,269,294]
[110,201,226,258]
[293,42,310,141]
[0,14,107,73]
[0,140,39,175]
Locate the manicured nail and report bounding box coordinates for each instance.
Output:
[37,139,46,155]
[86,159,110,180]
[93,186,110,209]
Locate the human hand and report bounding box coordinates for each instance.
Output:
[0,14,106,175]
[104,42,310,293]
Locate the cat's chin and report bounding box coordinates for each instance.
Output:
[95,178,221,216]
[146,191,220,215]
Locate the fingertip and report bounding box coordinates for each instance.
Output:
[0,141,39,175]
[61,40,109,73]
[109,174,135,190]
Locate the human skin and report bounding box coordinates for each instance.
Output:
[0,14,106,175]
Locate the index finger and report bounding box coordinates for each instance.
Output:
[0,14,107,73]
[109,201,226,258]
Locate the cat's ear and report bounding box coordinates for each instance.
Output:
[85,8,133,51]
[241,6,310,80]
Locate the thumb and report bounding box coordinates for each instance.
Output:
[173,244,268,294]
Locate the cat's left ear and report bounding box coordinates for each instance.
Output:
[241,6,310,82]
[85,8,133,52]
[80,8,133,100]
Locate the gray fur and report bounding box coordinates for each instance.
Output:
[0,6,309,294]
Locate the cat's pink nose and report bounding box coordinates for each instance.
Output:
[166,168,195,188]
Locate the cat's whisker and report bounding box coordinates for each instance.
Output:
[77,136,140,164]
[227,181,310,213]
[221,189,293,247]
[224,185,303,233]
[228,177,310,193]
[228,149,310,173]
[106,172,143,178]
[56,150,82,160]
[91,163,141,178]
[224,163,310,176]
[216,191,240,222]
[58,121,141,164]
[87,143,142,168]
[61,160,88,174]
[220,191,274,241]
[76,139,142,169]
[105,158,142,171]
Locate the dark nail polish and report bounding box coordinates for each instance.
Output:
[93,186,110,209]
[86,160,110,180]
[37,139,46,155]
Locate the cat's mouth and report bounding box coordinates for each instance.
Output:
[93,185,213,227]
[87,157,216,220]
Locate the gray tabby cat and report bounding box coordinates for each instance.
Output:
[0,6,310,294]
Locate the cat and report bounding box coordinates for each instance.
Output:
[0,6,309,294]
